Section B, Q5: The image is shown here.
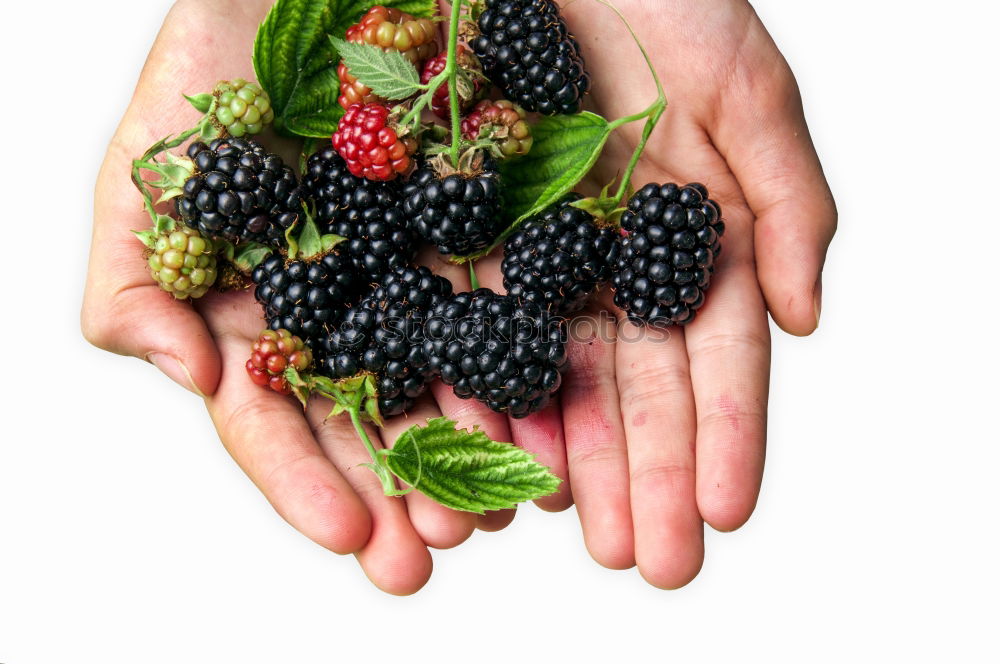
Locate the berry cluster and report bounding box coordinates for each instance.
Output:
[472,0,591,115]
[612,183,726,328]
[423,290,567,418]
[303,147,417,279]
[321,266,453,416]
[134,2,726,429]
[246,329,314,395]
[403,156,504,256]
[338,6,439,108]
[502,194,620,315]
[176,138,303,247]
[331,103,417,181]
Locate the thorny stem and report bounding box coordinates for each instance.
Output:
[446,0,464,166]
[400,70,448,127]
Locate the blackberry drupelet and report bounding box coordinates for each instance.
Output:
[422,289,567,418]
[303,147,417,280]
[471,0,590,115]
[611,183,726,328]
[320,266,454,417]
[502,193,620,315]
[402,155,503,256]
[252,250,360,344]
[175,138,304,247]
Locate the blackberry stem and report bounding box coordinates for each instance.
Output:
[596,0,667,207]
[446,0,464,166]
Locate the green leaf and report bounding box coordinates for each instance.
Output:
[253,0,437,138]
[330,38,422,100]
[382,417,562,514]
[500,111,612,223]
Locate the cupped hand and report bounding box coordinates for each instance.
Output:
[477,0,837,588]
[82,0,519,595]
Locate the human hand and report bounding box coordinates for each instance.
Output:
[81,0,517,595]
[471,0,837,588]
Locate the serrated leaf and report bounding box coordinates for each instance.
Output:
[253,0,437,138]
[383,417,562,513]
[500,112,612,223]
[330,38,421,100]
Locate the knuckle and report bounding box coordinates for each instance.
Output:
[618,362,691,410]
[630,461,695,493]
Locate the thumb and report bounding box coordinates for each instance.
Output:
[713,43,836,336]
[83,144,222,396]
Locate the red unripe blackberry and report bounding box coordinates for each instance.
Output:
[246,329,314,395]
[611,183,726,328]
[422,289,567,418]
[252,250,361,344]
[420,48,485,120]
[402,154,503,256]
[331,103,417,181]
[303,147,417,280]
[502,193,620,315]
[461,99,533,158]
[175,138,304,247]
[471,0,591,115]
[338,6,439,108]
[320,266,454,417]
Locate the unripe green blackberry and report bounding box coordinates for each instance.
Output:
[146,225,218,299]
[212,79,274,137]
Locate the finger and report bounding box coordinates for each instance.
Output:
[713,51,836,335]
[379,395,477,549]
[202,326,371,557]
[559,303,633,568]
[83,148,221,396]
[617,322,704,589]
[305,401,434,596]
[684,199,770,532]
[507,398,573,511]
[476,508,517,532]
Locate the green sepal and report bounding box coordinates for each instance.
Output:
[135,151,196,203]
[569,181,628,228]
[132,229,158,249]
[329,37,422,101]
[294,372,384,427]
[233,242,273,272]
[287,205,346,260]
[153,213,177,234]
[380,417,562,513]
[185,93,214,114]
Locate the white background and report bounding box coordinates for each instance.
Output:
[1,0,998,662]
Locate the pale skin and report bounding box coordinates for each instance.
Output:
[83,0,835,593]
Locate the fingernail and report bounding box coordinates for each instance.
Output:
[813,277,823,329]
[147,352,204,397]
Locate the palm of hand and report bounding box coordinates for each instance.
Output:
[84,0,834,593]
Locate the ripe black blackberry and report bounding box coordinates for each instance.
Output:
[611,183,725,328]
[471,0,590,115]
[502,193,620,315]
[402,155,503,256]
[252,250,360,344]
[422,289,567,418]
[320,266,454,417]
[303,147,417,280]
[174,138,304,246]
